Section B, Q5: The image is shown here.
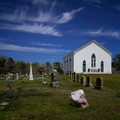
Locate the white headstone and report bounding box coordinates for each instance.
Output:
[70,89,89,108]
[16,73,19,80]
[29,62,33,80]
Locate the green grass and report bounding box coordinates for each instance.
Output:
[0,74,120,120]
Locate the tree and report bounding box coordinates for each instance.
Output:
[112,53,120,73]
[6,57,15,73]
[32,62,40,74]
[45,62,52,74]
[53,62,63,74]
[0,56,7,74]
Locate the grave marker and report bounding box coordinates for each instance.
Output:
[29,62,33,80]
[95,77,104,90]
[81,76,86,85]
[16,73,19,80]
[77,74,79,83]
[70,71,72,79]
[73,72,76,82]
[50,69,59,88]
[86,76,92,87]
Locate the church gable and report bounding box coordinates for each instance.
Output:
[74,40,112,56]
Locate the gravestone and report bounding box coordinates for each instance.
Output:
[86,76,92,87]
[26,73,29,79]
[29,62,33,80]
[50,69,59,88]
[0,74,4,80]
[5,84,12,93]
[70,89,89,108]
[77,74,79,83]
[6,73,11,80]
[70,71,72,79]
[81,76,86,85]
[39,69,43,77]
[73,72,76,82]
[68,71,69,78]
[10,74,14,82]
[95,77,104,90]
[16,73,19,80]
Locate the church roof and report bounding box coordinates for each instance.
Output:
[63,40,112,59]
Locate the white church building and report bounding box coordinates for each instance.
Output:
[63,40,112,74]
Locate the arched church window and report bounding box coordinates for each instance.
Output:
[83,60,86,72]
[101,61,104,72]
[91,54,96,67]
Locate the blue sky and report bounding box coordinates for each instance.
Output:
[0,0,120,64]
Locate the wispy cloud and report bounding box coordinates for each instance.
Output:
[58,7,84,24]
[0,3,84,36]
[0,37,7,41]
[33,42,62,47]
[89,0,101,4]
[116,5,120,11]
[84,0,101,4]
[99,42,105,45]
[0,7,84,24]
[0,42,70,54]
[85,28,120,38]
[31,0,48,5]
[0,23,62,36]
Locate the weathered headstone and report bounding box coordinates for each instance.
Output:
[6,73,11,80]
[29,62,33,80]
[39,69,43,77]
[86,76,93,87]
[77,74,79,83]
[67,71,69,78]
[26,73,29,79]
[73,72,76,82]
[70,71,72,79]
[10,74,14,82]
[81,76,86,85]
[16,73,19,80]
[50,69,59,88]
[0,74,4,80]
[95,77,104,90]
[70,89,89,108]
[5,84,12,93]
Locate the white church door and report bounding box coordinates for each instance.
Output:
[83,60,86,72]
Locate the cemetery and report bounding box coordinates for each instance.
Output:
[0,72,120,120]
[0,0,120,119]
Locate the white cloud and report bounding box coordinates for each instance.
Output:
[0,42,70,54]
[33,42,62,47]
[0,0,84,36]
[0,23,62,36]
[58,7,84,24]
[0,7,84,24]
[85,28,120,38]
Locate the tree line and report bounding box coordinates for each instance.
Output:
[0,53,120,74]
[0,56,63,75]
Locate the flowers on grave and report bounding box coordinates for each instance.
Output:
[88,68,90,72]
[98,68,100,72]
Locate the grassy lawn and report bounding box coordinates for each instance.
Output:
[0,74,120,120]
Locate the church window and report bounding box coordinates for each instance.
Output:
[91,54,96,67]
[83,60,86,72]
